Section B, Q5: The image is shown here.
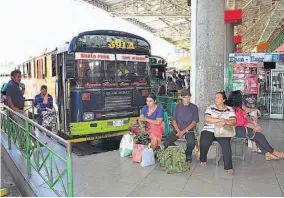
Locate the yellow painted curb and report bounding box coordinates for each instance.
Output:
[0,188,8,197]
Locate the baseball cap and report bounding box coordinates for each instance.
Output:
[181,90,191,97]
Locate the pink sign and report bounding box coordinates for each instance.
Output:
[245,75,258,94]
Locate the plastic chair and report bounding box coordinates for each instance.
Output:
[231,136,247,161]
[163,112,170,137]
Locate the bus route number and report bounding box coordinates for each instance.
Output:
[108,40,135,50]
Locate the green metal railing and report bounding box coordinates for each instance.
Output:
[0,104,74,197]
[156,96,182,117]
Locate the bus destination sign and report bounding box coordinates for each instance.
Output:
[76,35,150,51]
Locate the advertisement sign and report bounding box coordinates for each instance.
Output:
[229,53,283,63]
[245,75,258,94]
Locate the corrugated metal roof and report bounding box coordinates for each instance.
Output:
[82,0,284,52]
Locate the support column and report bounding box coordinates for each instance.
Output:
[190,0,235,125]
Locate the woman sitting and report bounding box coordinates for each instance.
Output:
[227,91,284,160]
[200,92,236,175]
[138,93,165,150]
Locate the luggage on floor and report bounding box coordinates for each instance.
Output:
[119,134,134,157]
[157,146,190,174]
[140,148,155,167]
[132,144,147,163]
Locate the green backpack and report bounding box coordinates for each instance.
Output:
[157,146,190,174]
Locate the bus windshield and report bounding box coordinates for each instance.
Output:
[76,60,116,86]
[76,59,148,87]
[117,61,147,82]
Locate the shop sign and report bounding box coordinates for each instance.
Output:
[229,53,284,63]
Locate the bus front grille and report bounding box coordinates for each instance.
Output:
[104,96,132,111]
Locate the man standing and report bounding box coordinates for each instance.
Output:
[176,74,185,96]
[6,70,25,126]
[34,85,54,125]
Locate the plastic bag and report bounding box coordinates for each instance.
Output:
[132,144,147,163]
[140,148,155,167]
[119,134,134,157]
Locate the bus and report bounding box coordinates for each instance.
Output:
[149,56,167,95]
[18,30,151,143]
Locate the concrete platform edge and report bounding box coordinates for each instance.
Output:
[1,144,37,197]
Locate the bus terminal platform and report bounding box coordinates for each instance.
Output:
[1,118,284,197]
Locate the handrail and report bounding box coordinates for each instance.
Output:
[2,105,69,148]
[156,96,181,117]
[0,104,73,197]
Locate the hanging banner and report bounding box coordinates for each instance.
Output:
[245,75,258,94]
[245,63,258,74]
[233,63,246,74]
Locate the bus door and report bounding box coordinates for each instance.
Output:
[61,52,76,135]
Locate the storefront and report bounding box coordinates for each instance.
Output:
[225,52,284,120]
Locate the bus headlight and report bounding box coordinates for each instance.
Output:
[83,112,94,121]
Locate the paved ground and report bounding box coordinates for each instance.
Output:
[1,159,21,197]
[2,119,284,197]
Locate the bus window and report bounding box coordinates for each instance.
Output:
[28,62,31,78]
[43,57,47,79]
[117,61,148,82]
[38,59,43,79]
[34,60,37,78]
[51,55,56,77]
[76,60,115,86]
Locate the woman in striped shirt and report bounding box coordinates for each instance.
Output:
[200,92,236,175]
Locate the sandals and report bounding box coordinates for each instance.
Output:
[265,153,279,161]
[201,162,206,167]
[273,151,284,159]
[227,169,234,175]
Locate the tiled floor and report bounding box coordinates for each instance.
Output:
[1,119,284,197]
[1,158,21,197]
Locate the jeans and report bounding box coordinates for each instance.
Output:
[163,130,196,160]
[235,126,274,155]
[37,115,43,125]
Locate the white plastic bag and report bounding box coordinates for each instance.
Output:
[140,148,155,167]
[119,134,134,157]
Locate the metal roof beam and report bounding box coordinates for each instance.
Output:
[258,0,284,43]
[113,14,190,18]
[81,0,109,11]
[242,4,277,52]
[123,18,156,32]
[108,0,190,18]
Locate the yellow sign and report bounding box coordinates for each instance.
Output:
[108,40,135,50]
[179,57,191,70]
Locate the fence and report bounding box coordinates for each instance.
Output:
[156,96,182,117]
[0,104,74,197]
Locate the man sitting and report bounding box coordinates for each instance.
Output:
[34,85,54,126]
[159,90,199,163]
